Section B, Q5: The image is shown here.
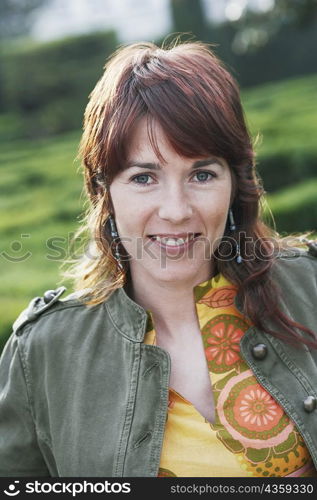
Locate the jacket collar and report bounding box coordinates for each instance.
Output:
[105,273,242,343]
[103,251,314,343]
[105,286,149,343]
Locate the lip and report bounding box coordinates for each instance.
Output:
[148,233,198,238]
[147,233,202,255]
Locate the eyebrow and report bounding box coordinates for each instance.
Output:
[125,157,224,170]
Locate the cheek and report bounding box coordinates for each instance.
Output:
[203,198,230,231]
[110,184,143,231]
[114,200,149,237]
[205,216,227,241]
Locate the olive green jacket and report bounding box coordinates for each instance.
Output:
[0,250,317,477]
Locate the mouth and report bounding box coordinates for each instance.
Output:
[147,233,202,247]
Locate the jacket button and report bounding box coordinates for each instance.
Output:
[252,343,268,360]
[43,289,56,303]
[303,396,317,413]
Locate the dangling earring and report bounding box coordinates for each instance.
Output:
[236,242,242,264]
[228,209,242,264]
[109,214,118,239]
[108,215,123,270]
[229,208,236,231]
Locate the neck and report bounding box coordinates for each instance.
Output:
[127,263,214,334]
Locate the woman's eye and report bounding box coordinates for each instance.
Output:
[130,170,215,186]
[131,174,153,185]
[192,171,215,183]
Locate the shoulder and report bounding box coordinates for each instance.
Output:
[3,287,132,389]
[272,244,317,278]
[270,246,317,318]
[11,283,144,349]
[12,286,105,340]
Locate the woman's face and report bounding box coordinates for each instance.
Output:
[109,117,232,287]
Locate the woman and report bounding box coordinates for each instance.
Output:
[1,41,317,478]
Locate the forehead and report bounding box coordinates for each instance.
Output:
[126,117,172,161]
[125,117,229,173]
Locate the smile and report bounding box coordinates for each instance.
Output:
[147,233,201,249]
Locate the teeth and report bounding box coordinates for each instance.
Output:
[165,238,184,246]
[152,234,196,246]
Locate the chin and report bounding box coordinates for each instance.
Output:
[149,261,205,284]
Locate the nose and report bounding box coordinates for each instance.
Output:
[158,184,193,223]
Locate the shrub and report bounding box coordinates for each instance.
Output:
[1,31,118,137]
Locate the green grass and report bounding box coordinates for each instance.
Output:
[264,178,317,234]
[267,178,317,212]
[0,131,84,346]
[1,73,317,346]
[242,74,317,156]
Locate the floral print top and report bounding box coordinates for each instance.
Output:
[143,273,317,477]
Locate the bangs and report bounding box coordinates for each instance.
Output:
[83,42,253,188]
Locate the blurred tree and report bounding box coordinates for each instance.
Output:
[0,0,47,39]
[233,0,317,53]
[169,0,208,40]
[273,0,317,27]
[0,30,118,137]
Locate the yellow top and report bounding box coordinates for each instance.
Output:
[143,273,317,477]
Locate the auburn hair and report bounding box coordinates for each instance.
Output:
[63,40,317,348]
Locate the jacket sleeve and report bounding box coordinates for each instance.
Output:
[0,331,49,477]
